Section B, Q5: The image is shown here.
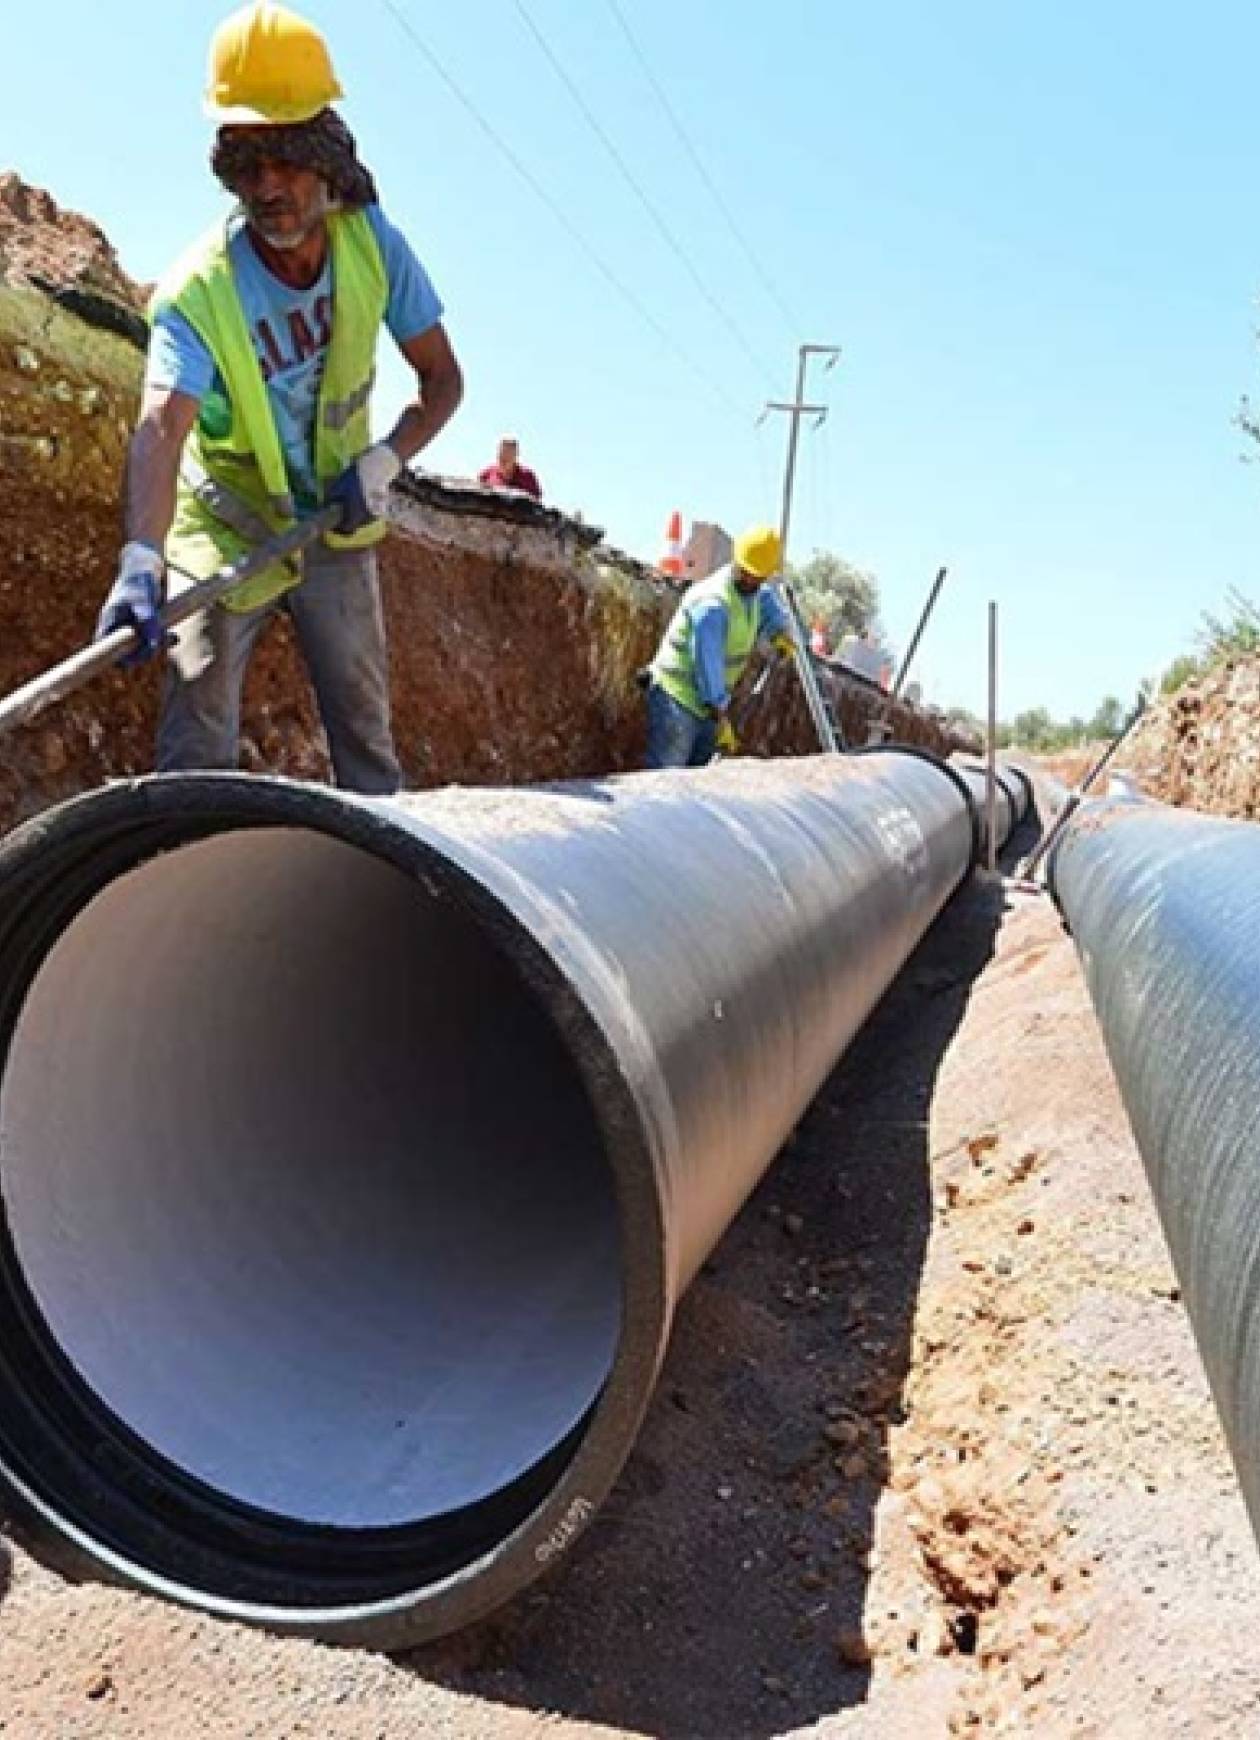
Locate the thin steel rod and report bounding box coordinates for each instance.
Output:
[1019,694,1148,884]
[986,602,998,872]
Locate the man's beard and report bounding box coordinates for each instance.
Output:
[245,183,335,250]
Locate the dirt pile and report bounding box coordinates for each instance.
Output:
[1123,654,1260,817]
[0,173,967,834]
[0,173,146,338]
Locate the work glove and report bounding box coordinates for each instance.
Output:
[95,542,165,666]
[325,442,403,535]
[714,716,738,756]
[772,632,796,661]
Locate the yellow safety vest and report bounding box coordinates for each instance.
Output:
[151,209,388,612]
[651,569,761,719]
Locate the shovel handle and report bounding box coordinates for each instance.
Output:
[0,510,339,740]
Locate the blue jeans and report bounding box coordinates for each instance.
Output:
[645,684,716,768]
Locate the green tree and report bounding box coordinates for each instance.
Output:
[1199,587,1260,662]
[1087,695,1125,739]
[787,550,881,647]
[1160,653,1203,695]
[1009,706,1056,750]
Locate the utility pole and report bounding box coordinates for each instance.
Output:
[762,343,842,752]
[765,343,841,566]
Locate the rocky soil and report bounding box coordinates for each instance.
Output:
[1029,651,1260,822]
[1123,655,1260,818]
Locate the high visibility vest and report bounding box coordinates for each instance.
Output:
[152,209,388,613]
[651,567,761,718]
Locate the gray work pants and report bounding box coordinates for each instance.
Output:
[156,542,402,795]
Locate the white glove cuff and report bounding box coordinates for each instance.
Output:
[359,442,404,510]
[119,540,165,582]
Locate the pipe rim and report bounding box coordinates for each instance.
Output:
[0,773,672,1646]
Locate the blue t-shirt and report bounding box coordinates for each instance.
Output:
[692,574,791,710]
[146,205,443,508]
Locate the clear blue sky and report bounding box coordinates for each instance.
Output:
[5,0,1259,720]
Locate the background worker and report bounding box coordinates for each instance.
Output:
[479,434,542,501]
[95,0,463,795]
[644,525,795,768]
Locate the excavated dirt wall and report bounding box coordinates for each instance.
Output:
[0,174,966,834]
[1123,654,1260,819]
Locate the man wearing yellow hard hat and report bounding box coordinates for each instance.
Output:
[645,525,796,767]
[94,2,463,792]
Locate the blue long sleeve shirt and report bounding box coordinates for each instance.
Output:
[691,585,791,711]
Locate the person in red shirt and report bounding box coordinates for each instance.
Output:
[479,434,542,500]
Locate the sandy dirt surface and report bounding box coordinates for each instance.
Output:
[2,803,1258,1737]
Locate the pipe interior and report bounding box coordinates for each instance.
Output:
[0,828,621,1530]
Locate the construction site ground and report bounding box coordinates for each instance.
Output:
[2,790,1258,1738]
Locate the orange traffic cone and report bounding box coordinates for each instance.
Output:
[659,510,684,578]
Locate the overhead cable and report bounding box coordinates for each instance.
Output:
[376,0,744,419]
[599,0,803,338]
[508,0,777,391]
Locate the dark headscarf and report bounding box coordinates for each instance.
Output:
[211,107,378,208]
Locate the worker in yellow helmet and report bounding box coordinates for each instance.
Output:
[645,525,796,767]
[94,2,463,793]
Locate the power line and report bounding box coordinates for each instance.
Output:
[817,415,837,551]
[507,0,776,391]
[599,0,802,339]
[806,416,822,552]
[375,0,744,419]
[753,416,777,522]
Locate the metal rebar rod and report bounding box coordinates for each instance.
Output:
[986,602,999,873]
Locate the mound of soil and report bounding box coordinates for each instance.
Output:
[1123,656,1260,818]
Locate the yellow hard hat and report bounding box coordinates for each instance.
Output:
[205,2,344,125]
[733,524,783,581]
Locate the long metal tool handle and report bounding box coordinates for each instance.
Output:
[0,510,339,740]
[1020,692,1149,883]
[868,564,949,746]
[776,580,842,753]
[891,566,948,702]
[986,600,999,873]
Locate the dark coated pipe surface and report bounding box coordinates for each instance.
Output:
[952,755,1031,830]
[0,754,978,1646]
[1050,796,1260,1551]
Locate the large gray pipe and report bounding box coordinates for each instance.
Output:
[0,753,991,1646]
[1050,796,1260,1551]
[951,754,1032,837]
